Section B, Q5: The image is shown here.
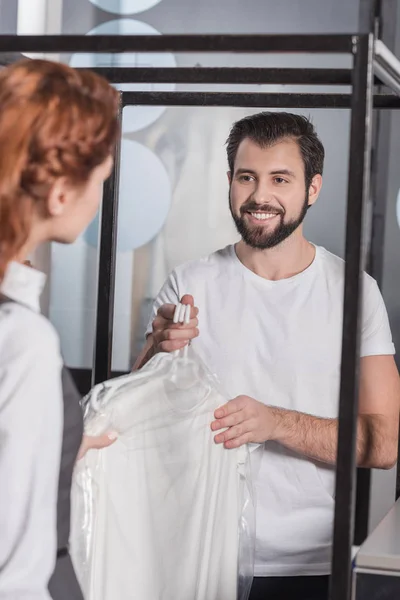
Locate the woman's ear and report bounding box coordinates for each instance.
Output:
[47,178,70,217]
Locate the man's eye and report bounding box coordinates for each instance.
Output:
[239,175,255,182]
[274,177,288,184]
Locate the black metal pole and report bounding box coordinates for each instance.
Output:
[353,0,380,549]
[92,92,123,386]
[82,66,355,86]
[329,33,374,600]
[120,90,400,109]
[367,0,397,285]
[80,65,390,87]
[354,0,398,547]
[0,33,354,54]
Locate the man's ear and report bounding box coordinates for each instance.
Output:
[307,174,323,208]
[227,171,232,184]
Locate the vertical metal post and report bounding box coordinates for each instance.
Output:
[358,0,380,36]
[354,0,397,545]
[329,33,374,600]
[92,91,123,386]
[367,0,397,285]
[353,0,379,548]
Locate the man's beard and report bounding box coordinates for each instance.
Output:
[229,192,309,250]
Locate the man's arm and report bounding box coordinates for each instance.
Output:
[132,334,155,371]
[212,355,400,469]
[357,354,399,467]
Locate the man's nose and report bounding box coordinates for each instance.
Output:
[252,181,274,205]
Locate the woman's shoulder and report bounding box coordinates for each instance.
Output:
[0,301,61,361]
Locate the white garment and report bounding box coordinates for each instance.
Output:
[0,262,63,599]
[71,352,248,600]
[145,244,395,577]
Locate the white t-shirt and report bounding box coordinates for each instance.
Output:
[146,244,395,577]
[71,353,248,599]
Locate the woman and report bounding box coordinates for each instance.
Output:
[0,59,120,599]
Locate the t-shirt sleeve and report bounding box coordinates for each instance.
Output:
[145,271,180,338]
[360,276,395,357]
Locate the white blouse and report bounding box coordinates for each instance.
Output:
[0,262,63,599]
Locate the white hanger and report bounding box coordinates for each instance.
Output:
[173,302,192,360]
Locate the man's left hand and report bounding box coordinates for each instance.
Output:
[211,395,275,449]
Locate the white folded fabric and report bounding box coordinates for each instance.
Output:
[70,352,248,600]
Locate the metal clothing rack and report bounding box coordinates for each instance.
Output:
[1,2,399,598]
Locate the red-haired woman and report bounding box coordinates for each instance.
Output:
[0,59,120,599]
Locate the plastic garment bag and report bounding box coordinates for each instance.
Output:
[70,348,256,600]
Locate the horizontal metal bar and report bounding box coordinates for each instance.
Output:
[89,66,355,85]
[0,57,387,89]
[121,90,400,108]
[0,34,355,54]
[87,65,389,87]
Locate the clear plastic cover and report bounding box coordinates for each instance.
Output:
[70,348,257,600]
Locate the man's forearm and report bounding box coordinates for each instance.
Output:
[269,407,397,469]
[132,336,155,371]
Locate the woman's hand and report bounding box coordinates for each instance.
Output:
[77,432,118,461]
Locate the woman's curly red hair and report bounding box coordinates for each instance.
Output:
[0,59,120,280]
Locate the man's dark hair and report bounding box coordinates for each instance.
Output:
[226,112,325,189]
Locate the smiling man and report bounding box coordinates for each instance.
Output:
[136,112,400,600]
[229,138,313,251]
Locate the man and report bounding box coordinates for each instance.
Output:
[134,112,400,600]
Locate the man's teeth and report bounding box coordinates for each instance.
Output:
[250,212,278,220]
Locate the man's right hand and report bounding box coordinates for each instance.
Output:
[132,294,199,371]
[152,294,199,353]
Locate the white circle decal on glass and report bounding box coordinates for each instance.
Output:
[84,140,171,252]
[70,19,176,133]
[89,0,162,14]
